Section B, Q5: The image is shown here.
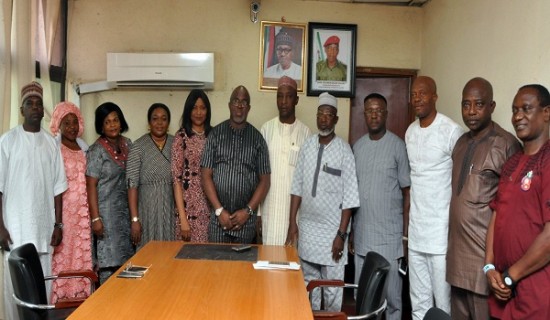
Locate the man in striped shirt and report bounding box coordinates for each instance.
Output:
[201,85,271,244]
[259,76,310,245]
[351,93,411,320]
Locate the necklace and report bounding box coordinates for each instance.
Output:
[151,134,167,150]
[192,128,205,136]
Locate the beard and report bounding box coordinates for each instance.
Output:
[318,128,334,137]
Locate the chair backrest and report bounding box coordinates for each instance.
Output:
[355,251,391,319]
[8,243,48,319]
[423,307,451,320]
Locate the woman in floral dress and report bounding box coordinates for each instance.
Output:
[171,90,212,242]
[50,102,93,302]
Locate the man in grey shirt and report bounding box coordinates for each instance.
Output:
[351,93,410,320]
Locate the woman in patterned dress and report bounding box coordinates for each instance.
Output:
[86,102,134,284]
[171,90,212,242]
[49,102,93,302]
[127,103,175,250]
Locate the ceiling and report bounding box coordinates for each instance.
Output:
[310,0,430,7]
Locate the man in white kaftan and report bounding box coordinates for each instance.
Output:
[0,82,67,320]
[260,76,310,245]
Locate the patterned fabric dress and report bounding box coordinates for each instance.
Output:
[127,134,175,249]
[171,129,210,242]
[51,144,92,302]
[86,137,134,283]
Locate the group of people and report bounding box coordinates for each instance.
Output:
[0,73,548,320]
[359,76,549,320]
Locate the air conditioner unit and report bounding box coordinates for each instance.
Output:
[76,52,215,95]
[107,52,214,89]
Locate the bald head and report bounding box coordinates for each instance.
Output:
[414,76,437,94]
[463,77,493,101]
[411,76,438,123]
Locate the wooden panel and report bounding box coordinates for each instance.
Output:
[68,242,313,320]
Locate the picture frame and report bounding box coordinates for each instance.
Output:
[259,21,306,92]
[307,22,357,97]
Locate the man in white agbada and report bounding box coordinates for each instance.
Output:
[0,82,67,320]
[259,76,310,245]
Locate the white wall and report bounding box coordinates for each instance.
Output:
[67,0,422,143]
[421,0,550,133]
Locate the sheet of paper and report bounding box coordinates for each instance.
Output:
[253,260,301,270]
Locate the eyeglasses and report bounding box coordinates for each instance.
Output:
[231,98,249,107]
[276,47,292,55]
[364,109,386,116]
[316,112,336,119]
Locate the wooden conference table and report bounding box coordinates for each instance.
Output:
[68,241,313,319]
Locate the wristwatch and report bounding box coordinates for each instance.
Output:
[502,269,516,289]
[131,216,140,223]
[337,229,348,241]
[54,222,64,229]
[246,205,254,216]
[215,207,224,217]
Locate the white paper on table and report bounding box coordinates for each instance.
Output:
[253,260,301,270]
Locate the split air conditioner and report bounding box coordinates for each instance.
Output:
[76,52,214,95]
[107,52,214,89]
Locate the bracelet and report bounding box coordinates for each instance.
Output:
[91,216,102,223]
[402,236,408,241]
[483,263,495,274]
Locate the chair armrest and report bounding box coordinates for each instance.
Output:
[307,279,345,291]
[348,299,387,320]
[55,297,86,309]
[58,270,98,283]
[12,294,55,310]
[312,311,348,320]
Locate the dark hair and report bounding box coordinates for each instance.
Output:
[519,84,550,107]
[147,103,171,123]
[94,102,129,135]
[180,89,212,137]
[363,93,387,106]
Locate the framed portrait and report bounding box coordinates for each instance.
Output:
[259,21,306,92]
[307,22,357,97]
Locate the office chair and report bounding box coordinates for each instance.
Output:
[423,307,451,320]
[306,251,391,320]
[8,243,98,320]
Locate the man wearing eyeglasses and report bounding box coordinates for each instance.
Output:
[316,35,347,82]
[201,85,271,244]
[350,93,411,320]
[286,92,359,312]
[264,31,302,81]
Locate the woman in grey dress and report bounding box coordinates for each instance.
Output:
[86,102,134,284]
[127,103,175,250]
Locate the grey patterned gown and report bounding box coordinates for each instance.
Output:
[126,134,175,250]
[86,137,134,271]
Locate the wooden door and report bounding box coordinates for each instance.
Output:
[348,68,417,146]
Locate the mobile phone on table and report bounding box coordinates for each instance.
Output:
[232,245,252,252]
[398,257,408,276]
